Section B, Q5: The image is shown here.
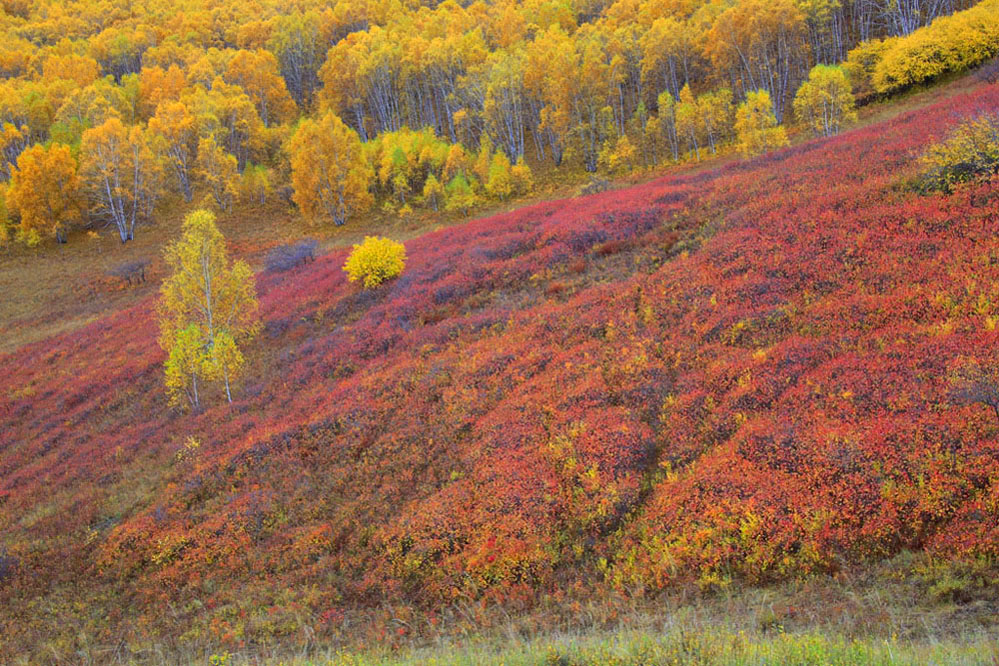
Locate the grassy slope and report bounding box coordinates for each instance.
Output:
[3,75,999,662]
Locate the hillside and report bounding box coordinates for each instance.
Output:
[3,78,999,661]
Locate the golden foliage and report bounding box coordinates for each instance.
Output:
[148,100,197,202]
[7,142,82,245]
[511,156,534,195]
[80,116,163,242]
[0,182,10,247]
[289,111,373,226]
[343,235,406,288]
[793,64,857,137]
[197,134,238,212]
[735,90,790,158]
[159,209,259,408]
[916,112,999,193]
[486,150,513,200]
[870,0,999,94]
[599,134,638,174]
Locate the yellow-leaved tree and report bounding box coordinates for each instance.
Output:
[148,100,197,202]
[511,157,533,195]
[159,209,259,409]
[223,49,296,127]
[289,111,373,226]
[80,117,163,243]
[735,90,790,158]
[793,64,857,137]
[7,142,83,245]
[422,172,445,211]
[197,134,238,212]
[0,183,10,247]
[598,135,638,174]
[485,150,513,200]
[240,163,272,205]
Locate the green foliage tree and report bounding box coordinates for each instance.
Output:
[422,172,445,211]
[445,173,477,215]
[239,163,271,205]
[159,209,259,408]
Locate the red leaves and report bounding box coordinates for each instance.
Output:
[5,82,999,652]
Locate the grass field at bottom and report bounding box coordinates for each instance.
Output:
[206,626,997,665]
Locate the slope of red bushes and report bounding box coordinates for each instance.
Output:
[3,83,999,657]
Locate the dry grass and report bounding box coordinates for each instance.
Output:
[80,555,999,665]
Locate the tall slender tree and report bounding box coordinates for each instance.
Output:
[159,209,259,408]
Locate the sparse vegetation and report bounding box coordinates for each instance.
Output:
[108,259,150,286]
[976,57,999,84]
[265,239,318,273]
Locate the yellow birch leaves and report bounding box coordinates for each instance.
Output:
[735,90,790,158]
[159,209,259,408]
[289,111,373,226]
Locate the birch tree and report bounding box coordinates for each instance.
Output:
[80,117,162,242]
[159,209,259,408]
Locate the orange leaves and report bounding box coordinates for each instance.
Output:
[138,65,187,119]
[41,53,99,89]
[6,142,82,245]
[224,49,295,127]
[149,100,197,201]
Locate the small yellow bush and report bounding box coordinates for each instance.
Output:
[916,113,999,193]
[343,235,407,288]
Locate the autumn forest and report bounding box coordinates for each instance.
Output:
[3,0,999,662]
